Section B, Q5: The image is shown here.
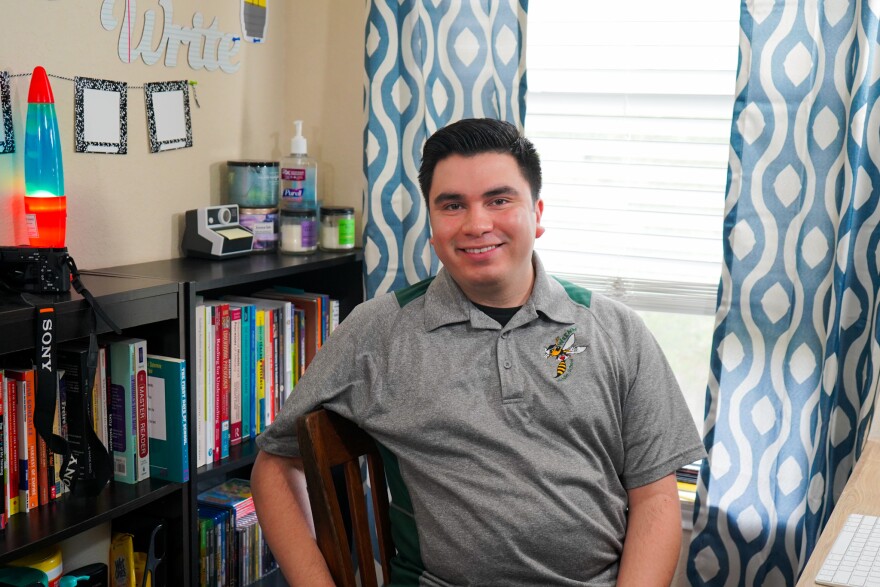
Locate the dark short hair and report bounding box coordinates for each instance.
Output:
[418,118,542,204]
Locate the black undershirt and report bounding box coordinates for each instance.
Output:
[472,302,521,327]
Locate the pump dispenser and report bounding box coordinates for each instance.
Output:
[279,120,317,211]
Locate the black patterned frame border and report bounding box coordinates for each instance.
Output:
[74,76,128,155]
[0,71,14,154]
[143,80,192,153]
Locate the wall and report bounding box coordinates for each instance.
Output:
[0,1,365,270]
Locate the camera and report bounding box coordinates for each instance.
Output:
[0,246,71,293]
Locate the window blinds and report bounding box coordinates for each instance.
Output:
[525,1,740,314]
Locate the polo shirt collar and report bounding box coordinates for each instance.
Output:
[422,254,580,331]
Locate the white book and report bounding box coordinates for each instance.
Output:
[195,302,206,469]
[205,304,216,464]
[133,339,150,482]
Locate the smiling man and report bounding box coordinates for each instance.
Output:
[252,118,706,586]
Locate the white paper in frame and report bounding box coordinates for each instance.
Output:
[74,77,128,154]
[0,71,14,154]
[144,80,192,153]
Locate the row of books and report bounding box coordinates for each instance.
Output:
[0,337,189,525]
[197,478,277,587]
[194,287,340,468]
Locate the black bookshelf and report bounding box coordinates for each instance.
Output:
[86,250,365,586]
[0,270,188,580]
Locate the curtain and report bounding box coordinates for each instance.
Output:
[362,0,528,300]
[687,1,880,585]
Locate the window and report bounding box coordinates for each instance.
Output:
[525,1,740,431]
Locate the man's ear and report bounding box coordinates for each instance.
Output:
[535,199,546,239]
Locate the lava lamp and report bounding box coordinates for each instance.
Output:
[24,66,65,247]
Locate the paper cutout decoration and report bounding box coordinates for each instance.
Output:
[74,77,128,154]
[241,0,268,42]
[0,71,14,154]
[144,80,192,152]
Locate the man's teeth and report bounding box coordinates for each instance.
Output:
[464,245,497,254]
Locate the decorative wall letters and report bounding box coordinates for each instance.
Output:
[100,0,241,73]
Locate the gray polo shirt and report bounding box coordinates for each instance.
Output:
[257,255,706,586]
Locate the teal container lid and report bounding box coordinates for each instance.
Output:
[0,566,49,586]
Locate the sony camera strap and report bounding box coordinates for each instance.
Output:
[29,254,120,497]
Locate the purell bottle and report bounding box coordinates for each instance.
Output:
[279,120,317,210]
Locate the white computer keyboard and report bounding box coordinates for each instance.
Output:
[816,514,880,586]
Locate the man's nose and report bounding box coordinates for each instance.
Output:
[463,207,492,235]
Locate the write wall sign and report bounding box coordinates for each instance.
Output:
[99,0,260,73]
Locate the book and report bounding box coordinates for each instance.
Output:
[194,301,206,469]
[58,343,99,484]
[205,304,217,464]
[107,337,150,484]
[229,306,243,446]
[226,302,255,442]
[5,373,19,517]
[147,355,189,483]
[7,368,38,512]
[0,371,5,528]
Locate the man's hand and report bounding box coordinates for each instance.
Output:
[251,451,335,586]
[617,473,682,587]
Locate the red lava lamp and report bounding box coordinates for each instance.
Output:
[24,66,66,247]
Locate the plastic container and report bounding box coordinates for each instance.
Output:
[279,207,318,255]
[278,121,317,211]
[227,161,279,208]
[239,207,278,252]
[10,545,62,587]
[319,206,355,251]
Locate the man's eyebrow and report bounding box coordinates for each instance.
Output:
[432,192,464,206]
[483,185,519,198]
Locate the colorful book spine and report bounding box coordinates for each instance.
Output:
[217,303,230,460]
[147,355,189,483]
[254,309,265,434]
[108,336,149,484]
[8,369,38,512]
[0,371,5,528]
[229,306,242,446]
[58,344,97,484]
[134,339,149,482]
[206,305,217,464]
[234,304,254,442]
[5,376,18,517]
[195,302,206,469]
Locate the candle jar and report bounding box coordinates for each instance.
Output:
[319,206,355,251]
[279,208,317,255]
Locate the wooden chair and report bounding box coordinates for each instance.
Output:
[296,408,395,587]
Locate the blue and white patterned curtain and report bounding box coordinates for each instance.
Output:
[362,0,528,299]
[688,1,880,585]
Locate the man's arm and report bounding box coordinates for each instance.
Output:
[251,450,334,586]
[617,473,682,587]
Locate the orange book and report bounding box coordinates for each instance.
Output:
[6,369,38,512]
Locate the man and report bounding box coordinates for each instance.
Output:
[252,118,706,586]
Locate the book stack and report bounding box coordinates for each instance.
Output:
[192,288,340,468]
[197,478,277,586]
[677,460,701,527]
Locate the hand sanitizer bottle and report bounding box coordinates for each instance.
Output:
[279,121,317,211]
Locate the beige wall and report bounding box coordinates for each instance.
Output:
[0,0,365,269]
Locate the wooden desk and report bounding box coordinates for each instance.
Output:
[798,439,880,585]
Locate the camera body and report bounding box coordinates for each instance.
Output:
[0,246,70,293]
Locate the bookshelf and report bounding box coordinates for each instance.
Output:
[88,250,364,587]
[0,272,189,578]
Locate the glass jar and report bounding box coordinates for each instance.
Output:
[239,207,278,253]
[319,206,355,251]
[279,208,317,255]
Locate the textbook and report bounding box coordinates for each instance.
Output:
[147,355,189,483]
[58,343,99,483]
[6,368,37,512]
[107,337,150,484]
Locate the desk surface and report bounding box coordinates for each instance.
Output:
[798,439,880,586]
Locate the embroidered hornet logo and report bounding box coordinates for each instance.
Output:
[545,331,586,379]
